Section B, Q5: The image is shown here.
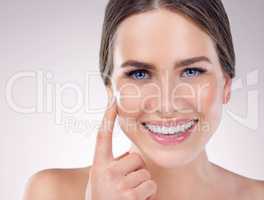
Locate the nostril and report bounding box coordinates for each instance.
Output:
[194,118,199,123]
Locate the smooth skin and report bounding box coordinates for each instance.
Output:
[23,96,264,200]
[23,8,264,200]
[85,94,157,200]
[22,93,264,200]
[23,94,157,200]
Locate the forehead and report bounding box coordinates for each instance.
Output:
[113,8,217,69]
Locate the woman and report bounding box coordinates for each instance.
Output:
[23,0,264,199]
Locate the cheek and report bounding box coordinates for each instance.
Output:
[115,83,143,118]
[199,83,217,113]
[115,83,148,140]
[197,76,224,128]
[116,82,159,117]
[116,83,160,138]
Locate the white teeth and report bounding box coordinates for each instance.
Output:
[144,120,196,135]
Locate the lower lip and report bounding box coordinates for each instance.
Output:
[142,123,196,145]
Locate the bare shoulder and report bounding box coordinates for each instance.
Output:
[212,163,264,200]
[238,177,264,200]
[23,166,92,200]
[249,179,264,200]
[234,175,264,200]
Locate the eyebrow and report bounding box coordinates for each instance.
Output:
[120,56,212,70]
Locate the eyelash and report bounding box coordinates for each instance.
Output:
[181,67,207,78]
[125,69,151,80]
[125,67,207,80]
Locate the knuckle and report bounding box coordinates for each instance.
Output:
[131,153,144,166]
[96,130,111,142]
[140,169,151,179]
[145,180,157,192]
[118,180,128,190]
[124,190,137,200]
[96,132,105,144]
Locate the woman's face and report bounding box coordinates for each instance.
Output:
[110,8,231,168]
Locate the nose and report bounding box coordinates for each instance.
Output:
[154,76,192,117]
[156,79,178,117]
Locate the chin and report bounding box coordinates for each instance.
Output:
[122,123,208,169]
[138,141,206,169]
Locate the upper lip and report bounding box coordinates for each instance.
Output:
[142,118,199,127]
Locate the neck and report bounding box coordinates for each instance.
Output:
[129,145,218,199]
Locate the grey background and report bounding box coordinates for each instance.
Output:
[2,0,264,199]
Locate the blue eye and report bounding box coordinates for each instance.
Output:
[181,67,206,78]
[125,70,150,80]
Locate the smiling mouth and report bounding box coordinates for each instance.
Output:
[141,119,199,136]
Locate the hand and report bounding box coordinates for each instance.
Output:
[85,96,157,200]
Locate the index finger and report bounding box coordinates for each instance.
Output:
[93,96,117,165]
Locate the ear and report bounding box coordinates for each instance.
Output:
[223,74,232,104]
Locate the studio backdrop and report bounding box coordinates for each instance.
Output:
[1,0,264,200]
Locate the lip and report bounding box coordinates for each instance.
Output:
[142,118,198,127]
[140,119,198,145]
